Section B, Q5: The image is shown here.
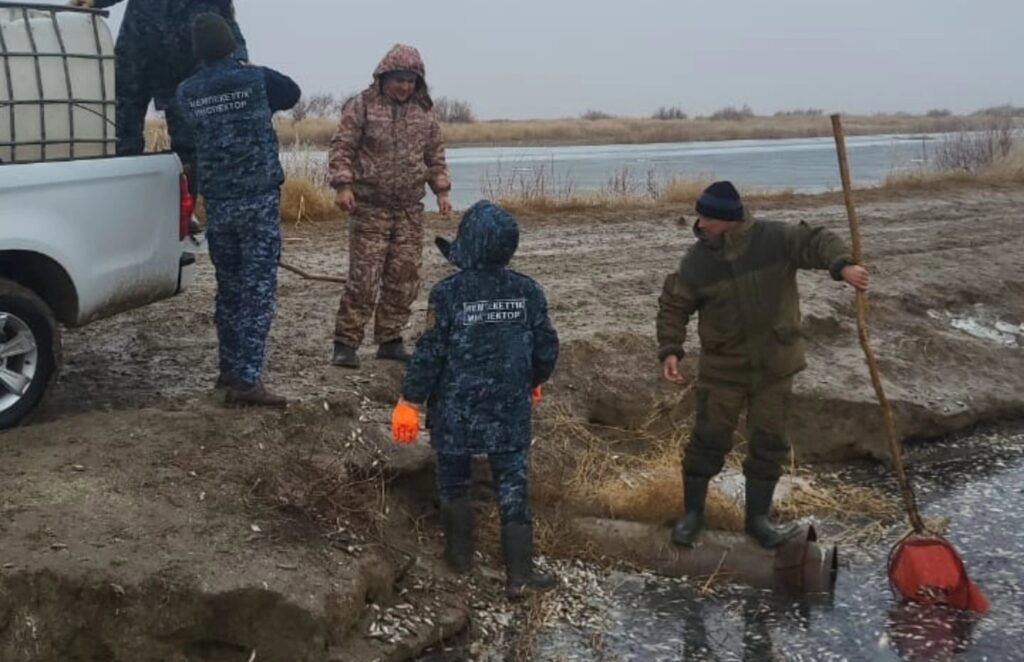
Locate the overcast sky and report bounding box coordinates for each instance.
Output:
[48,0,1024,119]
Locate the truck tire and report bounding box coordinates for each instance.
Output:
[0,279,61,430]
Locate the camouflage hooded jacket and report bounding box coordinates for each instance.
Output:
[328,45,451,210]
[656,215,852,389]
[402,202,559,454]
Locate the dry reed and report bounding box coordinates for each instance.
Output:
[886,143,1024,190]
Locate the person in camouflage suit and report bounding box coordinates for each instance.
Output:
[70,0,247,187]
[176,13,299,407]
[391,201,559,598]
[657,181,870,549]
[328,44,451,368]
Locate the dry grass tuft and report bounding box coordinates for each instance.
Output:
[245,449,388,540]
[527,400,903,556]
[885,121,1022,190]
[586,442,688,523]
[885,144,1024,190]
[488,164,799,215]
[278,146,338,223]
[280,177,337,224]
[659,177,714,205]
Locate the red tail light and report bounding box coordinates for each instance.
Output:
[179,173,195,240]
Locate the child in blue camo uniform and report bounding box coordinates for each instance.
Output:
[391,200,559,598]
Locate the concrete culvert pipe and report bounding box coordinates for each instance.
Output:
[572,518,838,598]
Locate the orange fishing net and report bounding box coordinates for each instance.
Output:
[888,535,989,613]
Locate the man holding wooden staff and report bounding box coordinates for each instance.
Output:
[656,181,869,549]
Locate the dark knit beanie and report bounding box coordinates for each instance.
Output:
[192,13,237,63]
[695,181,744,222]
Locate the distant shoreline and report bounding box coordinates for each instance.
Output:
[276,113,1013,149]
[144,112,1017,151]
[283,130,947,153]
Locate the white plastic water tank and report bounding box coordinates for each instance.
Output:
[0,4,116,163]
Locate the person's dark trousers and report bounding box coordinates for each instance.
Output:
[205,191,282,386]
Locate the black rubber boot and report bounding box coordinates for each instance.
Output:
[502,523,557,599]
[745,478,802,549]
[376,339,411,363]
[671,474,709,547]
[331,342,359,368]
[440,496,474,574]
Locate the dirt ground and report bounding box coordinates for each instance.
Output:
[1,184,1023,660]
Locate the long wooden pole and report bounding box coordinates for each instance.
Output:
[830,114,925,534]
[278,261,346,284]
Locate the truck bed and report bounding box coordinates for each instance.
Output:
[0,152,196,327]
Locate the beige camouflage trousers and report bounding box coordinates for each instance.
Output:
[334,205,424,347]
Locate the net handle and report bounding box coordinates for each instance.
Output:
[831,114,925,534]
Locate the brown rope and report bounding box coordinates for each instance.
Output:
[831,114,926,534]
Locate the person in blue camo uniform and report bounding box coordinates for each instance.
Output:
[391,200,560,599]
[176,13,299,407]
[69,0,247,187]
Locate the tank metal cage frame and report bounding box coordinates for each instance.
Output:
[0,1,114,162]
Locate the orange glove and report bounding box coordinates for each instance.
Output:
[391,400,420,444]
[531,386,542,409]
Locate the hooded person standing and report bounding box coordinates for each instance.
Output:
[657,181,870,549]
[69,0,247,191]
[391,201,559,598]
[328,44,452,369]
[176,13,300,407]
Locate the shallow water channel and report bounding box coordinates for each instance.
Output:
[550,428,1023,661]
[426,426,1024,661]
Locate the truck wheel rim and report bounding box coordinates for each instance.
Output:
[0,312,39,414]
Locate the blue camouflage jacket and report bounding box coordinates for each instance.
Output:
[177,61,300,199]
[402,201,560,454]
[97,0,248,92]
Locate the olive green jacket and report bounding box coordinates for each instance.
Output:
[656,215,852,388]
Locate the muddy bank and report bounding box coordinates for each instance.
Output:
[1,186,1023,659]
[0,405,473,661]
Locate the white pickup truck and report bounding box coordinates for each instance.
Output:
[0,3,197,428]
